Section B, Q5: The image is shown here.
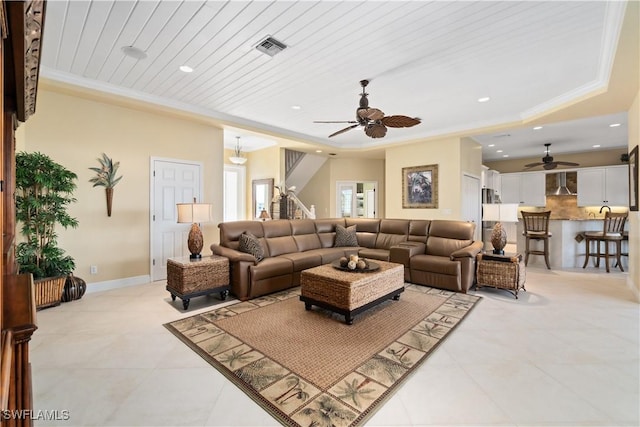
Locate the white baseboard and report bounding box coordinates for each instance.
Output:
[85,275,152,294]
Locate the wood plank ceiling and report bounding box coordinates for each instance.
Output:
[39,1,632,159]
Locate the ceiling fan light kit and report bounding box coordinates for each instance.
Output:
[314,80,421,139]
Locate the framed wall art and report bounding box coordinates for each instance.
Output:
[629,145,638,211]
[402,164,439,208]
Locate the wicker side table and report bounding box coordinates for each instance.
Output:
[166,255,230,310]
[476,253,526,299]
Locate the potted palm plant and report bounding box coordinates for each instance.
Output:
[15,152,79,309]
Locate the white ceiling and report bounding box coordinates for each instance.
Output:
[39,1,633,159]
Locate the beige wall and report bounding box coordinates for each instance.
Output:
[297,159,331,218]
[296,157,385,219]
[628,91,639,299]
[19,89,224,285]
[245,146,281,219]
[461,137,483,177]
[385,137,471,219]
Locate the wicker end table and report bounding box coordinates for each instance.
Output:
[166,255,230,310]
[476,252,526,299]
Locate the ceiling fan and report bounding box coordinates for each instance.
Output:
[524,143,580,170]
[314,80,421,139]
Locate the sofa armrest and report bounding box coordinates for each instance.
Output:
[450,241,483,260]
[210,244,257,264]
[390,242,426,272]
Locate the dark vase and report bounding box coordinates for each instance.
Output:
[279,195,289,219]
[62,274,87,302]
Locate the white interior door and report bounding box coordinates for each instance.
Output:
[223,165,246,221]
[151,159,202,281]
[462,174,481,242]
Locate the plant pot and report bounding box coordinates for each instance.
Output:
[106,187,114,217]
[62,274,87,302]
[34,276,67,310]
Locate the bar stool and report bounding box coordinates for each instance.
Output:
[521,211,552,269]
[582,212,627,273]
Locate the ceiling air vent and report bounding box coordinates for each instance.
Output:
[255,36,287,57]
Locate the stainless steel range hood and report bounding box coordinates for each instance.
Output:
[551,172,575,196]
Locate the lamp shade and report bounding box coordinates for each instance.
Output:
[177,203,212,224]
[259,208,270,220]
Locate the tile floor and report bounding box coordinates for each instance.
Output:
[31,266,639,426]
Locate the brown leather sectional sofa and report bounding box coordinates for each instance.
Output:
[211,218,483,301]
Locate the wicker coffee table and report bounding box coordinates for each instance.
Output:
[166,255,230,310]
[300,260,404,324]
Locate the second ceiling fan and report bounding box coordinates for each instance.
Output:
[524,143,580,170]
[314,80,421,139]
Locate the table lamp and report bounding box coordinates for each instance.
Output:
[259,208,270,221]
[482,203,519,255]
[177,199,212,259]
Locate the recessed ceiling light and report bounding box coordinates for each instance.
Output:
[503,154,509,158]
[121,46,147,60]
[533,126,543,130]
[291,105,301,110]
[477,97,491,103]
[315,150,322,153]
[609,123,621,127]
[488,144,495,147]
[179,65,193,73]
[593,144,601,148]
[496,150,503,153]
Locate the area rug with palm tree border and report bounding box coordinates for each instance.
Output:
[164,284,480,426]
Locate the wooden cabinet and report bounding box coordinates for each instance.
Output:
[577,166,628,206]
[499,172,545,206]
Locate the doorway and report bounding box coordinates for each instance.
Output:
[462,173,481,242]
[336,181,378,218]
[223,164,246,221]
[150,158,203,281]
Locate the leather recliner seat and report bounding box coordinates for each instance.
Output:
[211,218,483,301]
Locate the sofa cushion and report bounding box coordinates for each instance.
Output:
[315,219,346,248]
[335,225,358,247]
[358,248,390,261]
[410,254,461,276]
[238,232,265,262]
[375,233,407,250]
[250,257,293,280]
[266,236,299,257]
[219,221,265,251]
[304,248,357,264]
[280,252,322,272]
[408,220,430,243]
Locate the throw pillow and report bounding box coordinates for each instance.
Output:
[334,225,358,247]
[238,232,265,262]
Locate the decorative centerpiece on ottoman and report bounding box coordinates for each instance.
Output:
[166,255,230,310]
[300,259,404,324]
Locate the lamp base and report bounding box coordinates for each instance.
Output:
[490,222,508,256]
[188,223,204,260]
[492,249,505,255]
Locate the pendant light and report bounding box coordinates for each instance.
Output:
[229,136,247,165]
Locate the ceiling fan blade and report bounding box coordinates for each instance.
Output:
[358,108,385,121]
[543,163,558,170]
[314,120,358,124]
[328,124,359,138]
[554,161,580,167]
[381,115,421,128]
[364,123,387,138]
[524,162,544,168]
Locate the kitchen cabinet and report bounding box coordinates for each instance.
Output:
[577,165,628,206]
[500,172,545,206]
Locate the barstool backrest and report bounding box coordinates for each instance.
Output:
[603,212,627,235]
[522,211,551,235]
